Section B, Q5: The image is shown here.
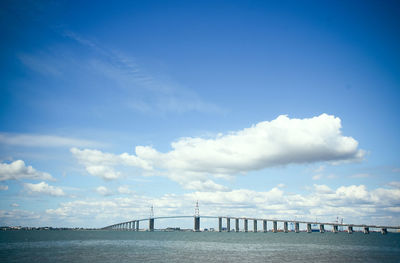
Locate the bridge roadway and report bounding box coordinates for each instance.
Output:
[102,215,400,234]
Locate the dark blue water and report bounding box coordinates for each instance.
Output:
[1,231,399,262]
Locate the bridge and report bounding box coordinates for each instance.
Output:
[102,215,400,235]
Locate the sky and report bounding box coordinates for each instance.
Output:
[0,0,399,229]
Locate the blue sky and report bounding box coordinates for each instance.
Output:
[0,0,399,228]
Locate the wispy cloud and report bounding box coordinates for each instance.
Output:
[350,173,371,178]
[19,30,224,115]
[0,133,100,148]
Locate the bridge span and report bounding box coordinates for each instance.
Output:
[102,215,400,235]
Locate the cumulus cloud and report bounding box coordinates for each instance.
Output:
[184,180,230,192]
[312,174,323,180]
[41,183,400,228]
[24,182,65,196]
[71,114,364,191]
[0,160,53,181]
[70,148,151,180]
[388,181,400,188]
[313,184,333,194]
[117,185,134,195]
[0,133,99,148]
[96,186,113,196]
[0,185,8,191]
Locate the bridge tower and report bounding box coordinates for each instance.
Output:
[149,205,154,231]
[194,201,200,232]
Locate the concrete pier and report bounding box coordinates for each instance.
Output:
[381,228,388,235]
[235,218,239,232]
[347,225,353,234]
[320,224,325,233]
[194,216,200,232]
[273,221,277,233]
[263,220,267,233]
[244,219,248,232]
[295,222,299,233]
[363,227,369,234]
[333,225,339,233]
[227,218,231,232]
[253,220,257,232]
[307,223,312,233]
[284,221,288,233]
[136,221,139,231]
[149,218,154,231]
[218,217,222,232]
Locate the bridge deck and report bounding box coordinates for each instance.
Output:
[104,215,400,230]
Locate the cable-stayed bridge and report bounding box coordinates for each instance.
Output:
[102,215,399,235]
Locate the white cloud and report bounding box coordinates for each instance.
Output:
[10,203,19,207]
[313,184,333,194]
[184,180,230,192]
[389,181,400,188]
[40,183,400,228]
[70,148,151,180]
[0,160,53,181]
[117,185,134,195]
[24,182,65,196]
[0,185,8,190]
[96,186,113,196]
[312,174,323,180]
[0,133,100,148]
[72,114,364,191]
[313,165,325,173]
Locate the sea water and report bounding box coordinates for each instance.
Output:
[1,231,399,262]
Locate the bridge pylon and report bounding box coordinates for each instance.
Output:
[194,201,200,232]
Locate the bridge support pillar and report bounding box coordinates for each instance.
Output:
[333,225,338,233]
[263,220,267,232]
[244,219,248,232]
[363,227,369,234]
[253,220,257,232]
[235,218,239,232]
[218,217,222,232]
[381,228,387,235]
[284,221,288,233]
[307,223,312,233]
[226,218,230,232]
[347,225,353,234]
[273,221,277,233]
[136,221,139,231]
[149,218,154,231]
[194,216,200,232]
[295,222,299,233]
[320,224,325,233]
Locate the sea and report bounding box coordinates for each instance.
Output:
[1,230,400,263]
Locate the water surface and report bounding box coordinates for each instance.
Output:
[1,231,399,262]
